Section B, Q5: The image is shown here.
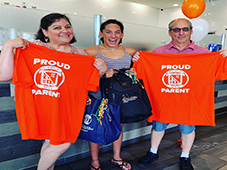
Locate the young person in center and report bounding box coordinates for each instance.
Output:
[85,19,137,170]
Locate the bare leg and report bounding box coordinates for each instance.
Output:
[89,142,101,169]
[37,142,71,170]
[112,129,123,160]
[112,124,131,170]
[40,140,50,155]
[181,130,195,153]
[151,129,165,149]
[39,140,54,170]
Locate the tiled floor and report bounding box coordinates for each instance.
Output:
[55,114,227,170]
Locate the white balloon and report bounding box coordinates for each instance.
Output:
[190,18,210,42]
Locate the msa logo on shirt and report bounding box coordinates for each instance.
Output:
[34,66,65,90]
[31,58,69,98]
[161,64,190,94]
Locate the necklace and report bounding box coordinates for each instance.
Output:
[103,44,119,51]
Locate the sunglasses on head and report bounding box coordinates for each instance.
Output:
[171,27,191,33]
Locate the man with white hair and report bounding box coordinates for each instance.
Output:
[137,18,211,170]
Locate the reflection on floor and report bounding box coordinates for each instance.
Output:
[55,114,227,170]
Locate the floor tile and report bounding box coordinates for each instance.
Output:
[192,154,226,170]
[55,114,227,170]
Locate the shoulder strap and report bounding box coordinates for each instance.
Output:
[100,78,106,98]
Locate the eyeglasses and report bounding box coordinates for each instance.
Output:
[171,27,191,33]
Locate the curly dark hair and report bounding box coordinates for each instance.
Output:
[35,13,76,44]
[100,19,124,44]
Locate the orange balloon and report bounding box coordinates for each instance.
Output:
[181,0,206,19]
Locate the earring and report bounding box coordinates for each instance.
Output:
[44,36,49,43]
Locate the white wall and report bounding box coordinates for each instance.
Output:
[0,0,159,26]
[0,0,166,51]
[1,0,227,50]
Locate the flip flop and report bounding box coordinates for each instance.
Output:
[111,158,131,170]
[89,163,101,170]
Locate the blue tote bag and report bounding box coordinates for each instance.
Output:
[78,81,121,145]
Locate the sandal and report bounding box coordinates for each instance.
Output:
[111,158,131,170]
[89,163,101,170]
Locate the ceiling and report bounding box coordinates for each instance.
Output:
[120,0,219,9]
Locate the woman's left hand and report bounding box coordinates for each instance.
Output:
[220,49,227,57]
[132,52,140,62]
[129,68,136,72]
[94,58,107,77]
[105,69,114,78]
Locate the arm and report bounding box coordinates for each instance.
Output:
[94,58,107,77]
[0,38,29,81]
[125,47,137,57]
[85,46,107,78]
[124,46,137,61]
[126,47,137,71]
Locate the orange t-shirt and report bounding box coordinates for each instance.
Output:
[133,51,227,126]
[12,43,99,145]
